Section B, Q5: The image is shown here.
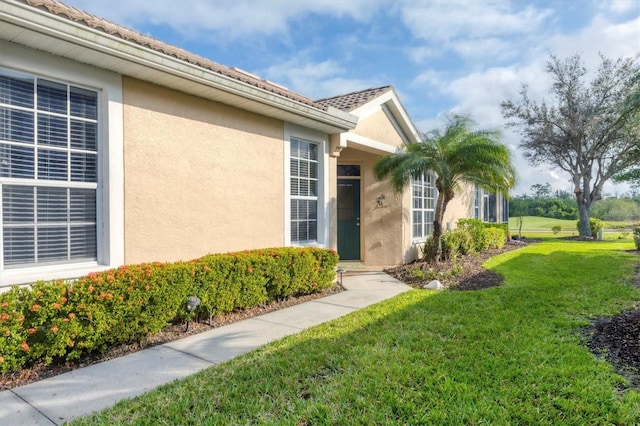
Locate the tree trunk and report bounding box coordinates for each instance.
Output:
[423,186,452,263]
[431,218,443,262]
[517,215,523,239]
[576,195,592,237]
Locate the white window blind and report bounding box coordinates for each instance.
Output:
[0,69,98,268]
[412,173,436,239]
[290,137,318,243]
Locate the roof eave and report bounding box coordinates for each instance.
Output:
[0,1,357,134]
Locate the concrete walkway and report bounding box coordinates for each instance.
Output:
[0,272,411,425]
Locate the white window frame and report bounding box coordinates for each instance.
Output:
[284,123,328,247]
[0,42,123,287]
[411,173,437,242]
[501,194,509,223]
[474,185,483,220]
[484,192,497,223]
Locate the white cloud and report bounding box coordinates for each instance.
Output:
[401,1,551,42]
[444,65,540,125]
[400,1,554,63]
[261,58,378,100]
[595,0,639,15]
[406,46,443,63]
[449,37,523,63]
[547,15,640,66]
[68,0,385,41]
[413,70,446,88]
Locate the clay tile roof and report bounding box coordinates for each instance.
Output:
[18,0,326,110]
[315,86,393,112]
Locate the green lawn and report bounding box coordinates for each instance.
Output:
[509,216,638,240]
[73,240,640,425]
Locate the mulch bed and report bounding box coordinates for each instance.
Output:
[584,257,640,387]
[384,240,530,290]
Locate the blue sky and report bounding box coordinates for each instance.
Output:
[65,0,639,195]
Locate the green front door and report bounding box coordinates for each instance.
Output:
[337,179,361,260]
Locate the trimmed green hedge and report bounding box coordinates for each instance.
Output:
[457,219,489,253]
[485,227,507,249]
[0,247,338,373]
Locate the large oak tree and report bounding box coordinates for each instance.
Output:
[502,54,640,237]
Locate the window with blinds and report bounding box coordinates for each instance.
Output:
[412,173,436,239]
[290,137,318,243]
[0,69,98,268]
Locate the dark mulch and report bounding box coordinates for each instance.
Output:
[384,240,530,291]
[0,284,343,391]
[584,258,640,387]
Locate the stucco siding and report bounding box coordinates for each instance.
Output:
[123,77,285,264]
[353,109,405,149]
[338,148,404,266]
[444,183,475,226]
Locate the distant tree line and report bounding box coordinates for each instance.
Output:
[510,183,640,222]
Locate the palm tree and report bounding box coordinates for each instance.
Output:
[374,114,517,262]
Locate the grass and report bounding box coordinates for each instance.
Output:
[73,240,640,425]
[509,216,639,240]
[509,216,578,231]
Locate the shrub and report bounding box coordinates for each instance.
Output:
[551,225,562,235]
[0,247,338,373]
[577,217,604,239]
[457,219,489,253]
[421,235,439,262]
[442,228,474,260]
[0,287,29,373]
[485,227,507,249]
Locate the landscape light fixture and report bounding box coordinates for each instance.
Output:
[336,268,346,290]
[185,295,201,332]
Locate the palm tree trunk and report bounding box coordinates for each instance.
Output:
[425,190,451,263]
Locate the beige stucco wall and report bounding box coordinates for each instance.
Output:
[337,107,411,266]
[122,77,285,264]
[338,148,405,266]
[444,183,475,227]
[353,109,405,149]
